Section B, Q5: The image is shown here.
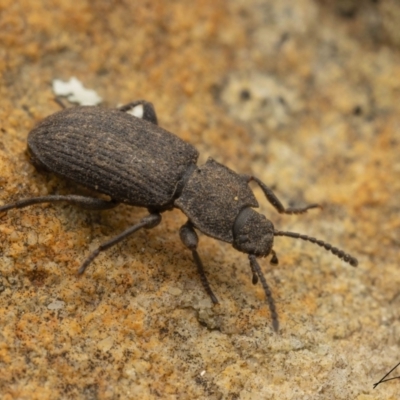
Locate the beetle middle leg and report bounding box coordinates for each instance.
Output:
[118,100,158,125]
[247,176,321,215]
[179,221,219,304]
[78,212,161,274]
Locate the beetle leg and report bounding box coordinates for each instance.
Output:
[118,100,158,125]
[249,258,258,285]
[78,212,161,274]
[179,222,219,304]
[247,176,321,215]
[0,195,119,213]
[248,254,279,332]
[53,97,67,109]
[248,253,278,286]
[270,249,279,265]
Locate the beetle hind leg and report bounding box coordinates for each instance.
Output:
[0,194,119,213]
[179,222,219,304]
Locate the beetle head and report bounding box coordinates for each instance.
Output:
[232,207,274,257]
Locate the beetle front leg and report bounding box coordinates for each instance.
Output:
[118,100,158,125]
[179,222,219,304]
[78,212,161,274]
[249,250,278,285]
[249,255,279,332]
[247,176,321,215]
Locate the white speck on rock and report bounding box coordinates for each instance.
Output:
[47,300,65,310]
[168,286,182,296]
[98,336,114,352]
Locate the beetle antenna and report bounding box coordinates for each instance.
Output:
[274,230,358,267]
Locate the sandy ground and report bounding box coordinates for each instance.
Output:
[0,1,399,399]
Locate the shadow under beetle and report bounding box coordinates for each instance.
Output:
[0,100,358,331]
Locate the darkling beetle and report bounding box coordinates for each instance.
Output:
[0,100,358,331]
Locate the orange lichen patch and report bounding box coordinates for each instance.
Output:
[119,309,146,337]
[0,340,12,364]
[353,176,390,209]
[15,313,42,341]
[351,122,398,214]
[219,361,251,393]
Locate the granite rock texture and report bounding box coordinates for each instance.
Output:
[0,0,399,399]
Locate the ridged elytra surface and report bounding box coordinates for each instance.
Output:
[28,106,199,208]
[175,158,259,243]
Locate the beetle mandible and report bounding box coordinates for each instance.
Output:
[0,100,358,331]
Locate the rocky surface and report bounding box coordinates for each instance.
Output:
[0,0,399,398]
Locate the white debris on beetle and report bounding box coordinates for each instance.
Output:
[126,104,144,119]
[52,77,102,106]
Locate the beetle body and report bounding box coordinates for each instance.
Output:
[28,106,199,210]
[176,158,259,243]
[0,100,358,331]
